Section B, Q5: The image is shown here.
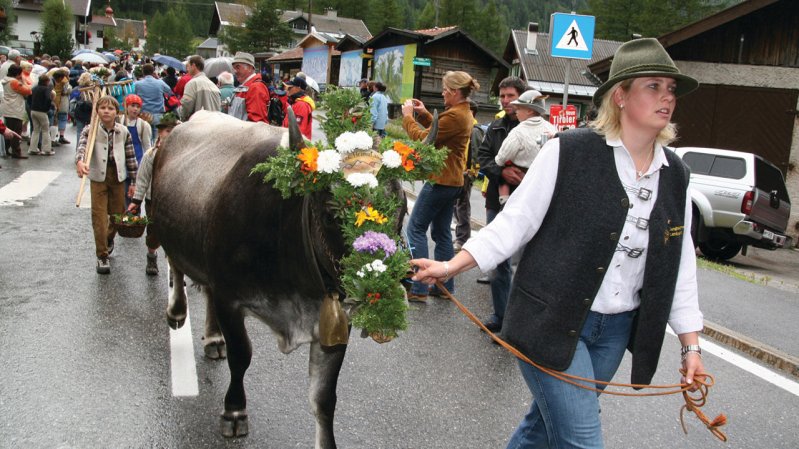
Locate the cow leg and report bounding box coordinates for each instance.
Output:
[166,258,187,329]
[214,292,252,438]
[201,287,226,360]
[308,341,348,449]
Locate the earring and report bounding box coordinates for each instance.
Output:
[619,104,625,109]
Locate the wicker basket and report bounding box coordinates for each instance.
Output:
[114,222,146,238]
[111,214,148,238]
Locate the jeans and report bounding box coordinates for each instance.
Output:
[75,120,86,144]
[57,111,68,133]
[149,113,162,145]
[406,182,462,295]
[506,310,636,449]
[486,208,512,325]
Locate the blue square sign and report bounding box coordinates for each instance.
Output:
[550,13,595,60]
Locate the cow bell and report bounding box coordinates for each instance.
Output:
[319,293,349,347]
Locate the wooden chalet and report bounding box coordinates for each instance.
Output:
[362,26,509,110]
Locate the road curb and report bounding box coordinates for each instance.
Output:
[702,320,799,378]
[405,187,799,380]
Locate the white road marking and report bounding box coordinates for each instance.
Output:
[666,326,799,396]
[169,266,199,397]
[0,171,60,206]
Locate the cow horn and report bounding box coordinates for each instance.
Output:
[287,108,304,151]
[423,110,439,145]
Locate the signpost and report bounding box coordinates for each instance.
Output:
[412,57,432,67]
[549,12,596,107]
[549,104,578,132]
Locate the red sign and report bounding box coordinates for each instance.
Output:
[549,104,578,131]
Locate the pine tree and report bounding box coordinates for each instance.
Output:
[472,0,507,54]
[41,0,75,60]
[145,6,194,57]
[219,0,293,54]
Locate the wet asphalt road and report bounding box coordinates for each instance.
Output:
[1,136,798,449]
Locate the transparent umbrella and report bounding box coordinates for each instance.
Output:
[203,57,233,78]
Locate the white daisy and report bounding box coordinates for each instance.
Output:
[381,150,402,168]
[316,150,342,174]
[346,173,378,188]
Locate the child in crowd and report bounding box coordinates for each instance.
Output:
[75,95,138,274]
[494,90,558,205]
[118,94,152,206]
[29,75,54,155]
[126,112,181,275]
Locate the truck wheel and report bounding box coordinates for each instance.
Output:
[698,238,742,260]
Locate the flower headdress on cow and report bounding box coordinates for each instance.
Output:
[253,87,447,344]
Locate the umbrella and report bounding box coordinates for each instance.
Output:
[0,46,11,56]
[72,48,93,56]
[113,49,124,55]
[203,57,233,78]
[304,75,320,93]
[72,52,110,65]
[152,54,185,72]
[103,52,119,62]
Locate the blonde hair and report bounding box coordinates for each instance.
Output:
[442,71,480,99]
[78,72,93,87]
[590,79,677,146]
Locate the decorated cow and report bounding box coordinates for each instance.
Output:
[150,109,440,448]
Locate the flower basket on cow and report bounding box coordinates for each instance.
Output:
[253,116,447,344]
[110,213,150,238]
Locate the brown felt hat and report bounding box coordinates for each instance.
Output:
[592,38,698,106]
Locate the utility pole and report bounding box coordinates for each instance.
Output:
[307,0,312,35]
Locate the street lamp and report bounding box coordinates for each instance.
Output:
[30,31,41,56]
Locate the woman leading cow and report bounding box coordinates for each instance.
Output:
[410,38,705,448]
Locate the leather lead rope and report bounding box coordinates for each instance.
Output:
[433,281,728,442]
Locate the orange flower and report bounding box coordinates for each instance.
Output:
[393,141,413,158]
[402,157,415,171]
[297,147,319,173]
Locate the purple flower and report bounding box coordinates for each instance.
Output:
[353,231,397,257]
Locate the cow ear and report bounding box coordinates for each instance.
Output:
[287,108,304,151]
[423,110,439,146]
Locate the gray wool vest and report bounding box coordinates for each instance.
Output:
[501,128,690,385]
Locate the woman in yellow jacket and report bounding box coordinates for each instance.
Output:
[401,70,478,301]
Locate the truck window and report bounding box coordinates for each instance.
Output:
[681,152,714,174]
[709,156,746,179]
[755,159,790,202]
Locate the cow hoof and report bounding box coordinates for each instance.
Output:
[166,313,186,330]
[203,338,227,359]
[220,410,248,437]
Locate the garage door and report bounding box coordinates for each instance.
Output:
[673,84,797,175]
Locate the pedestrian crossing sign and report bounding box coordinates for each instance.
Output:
[550,13,595,60]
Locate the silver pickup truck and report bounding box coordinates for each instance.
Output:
[675,147,792,260]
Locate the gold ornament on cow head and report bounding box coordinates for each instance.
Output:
[336,131,382,177]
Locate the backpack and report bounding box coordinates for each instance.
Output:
[73,98,93,123]
[164,92,181,113]
[267,96,284,125]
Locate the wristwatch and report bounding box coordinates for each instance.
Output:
[681,344,702,358]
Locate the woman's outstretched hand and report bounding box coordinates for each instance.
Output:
[410,258,448,285]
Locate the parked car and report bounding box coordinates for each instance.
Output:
[675,147,791,260]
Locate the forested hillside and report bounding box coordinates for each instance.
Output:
[91,0,737,53]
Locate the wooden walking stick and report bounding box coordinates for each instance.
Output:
[75,85,106,207]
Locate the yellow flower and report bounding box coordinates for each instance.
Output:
[355,206,388,227]
[297,147,319,173]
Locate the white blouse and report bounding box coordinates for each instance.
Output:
[462,136,704,335]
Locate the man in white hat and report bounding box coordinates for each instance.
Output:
[228,51,270,123]
[493,89,558,205]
